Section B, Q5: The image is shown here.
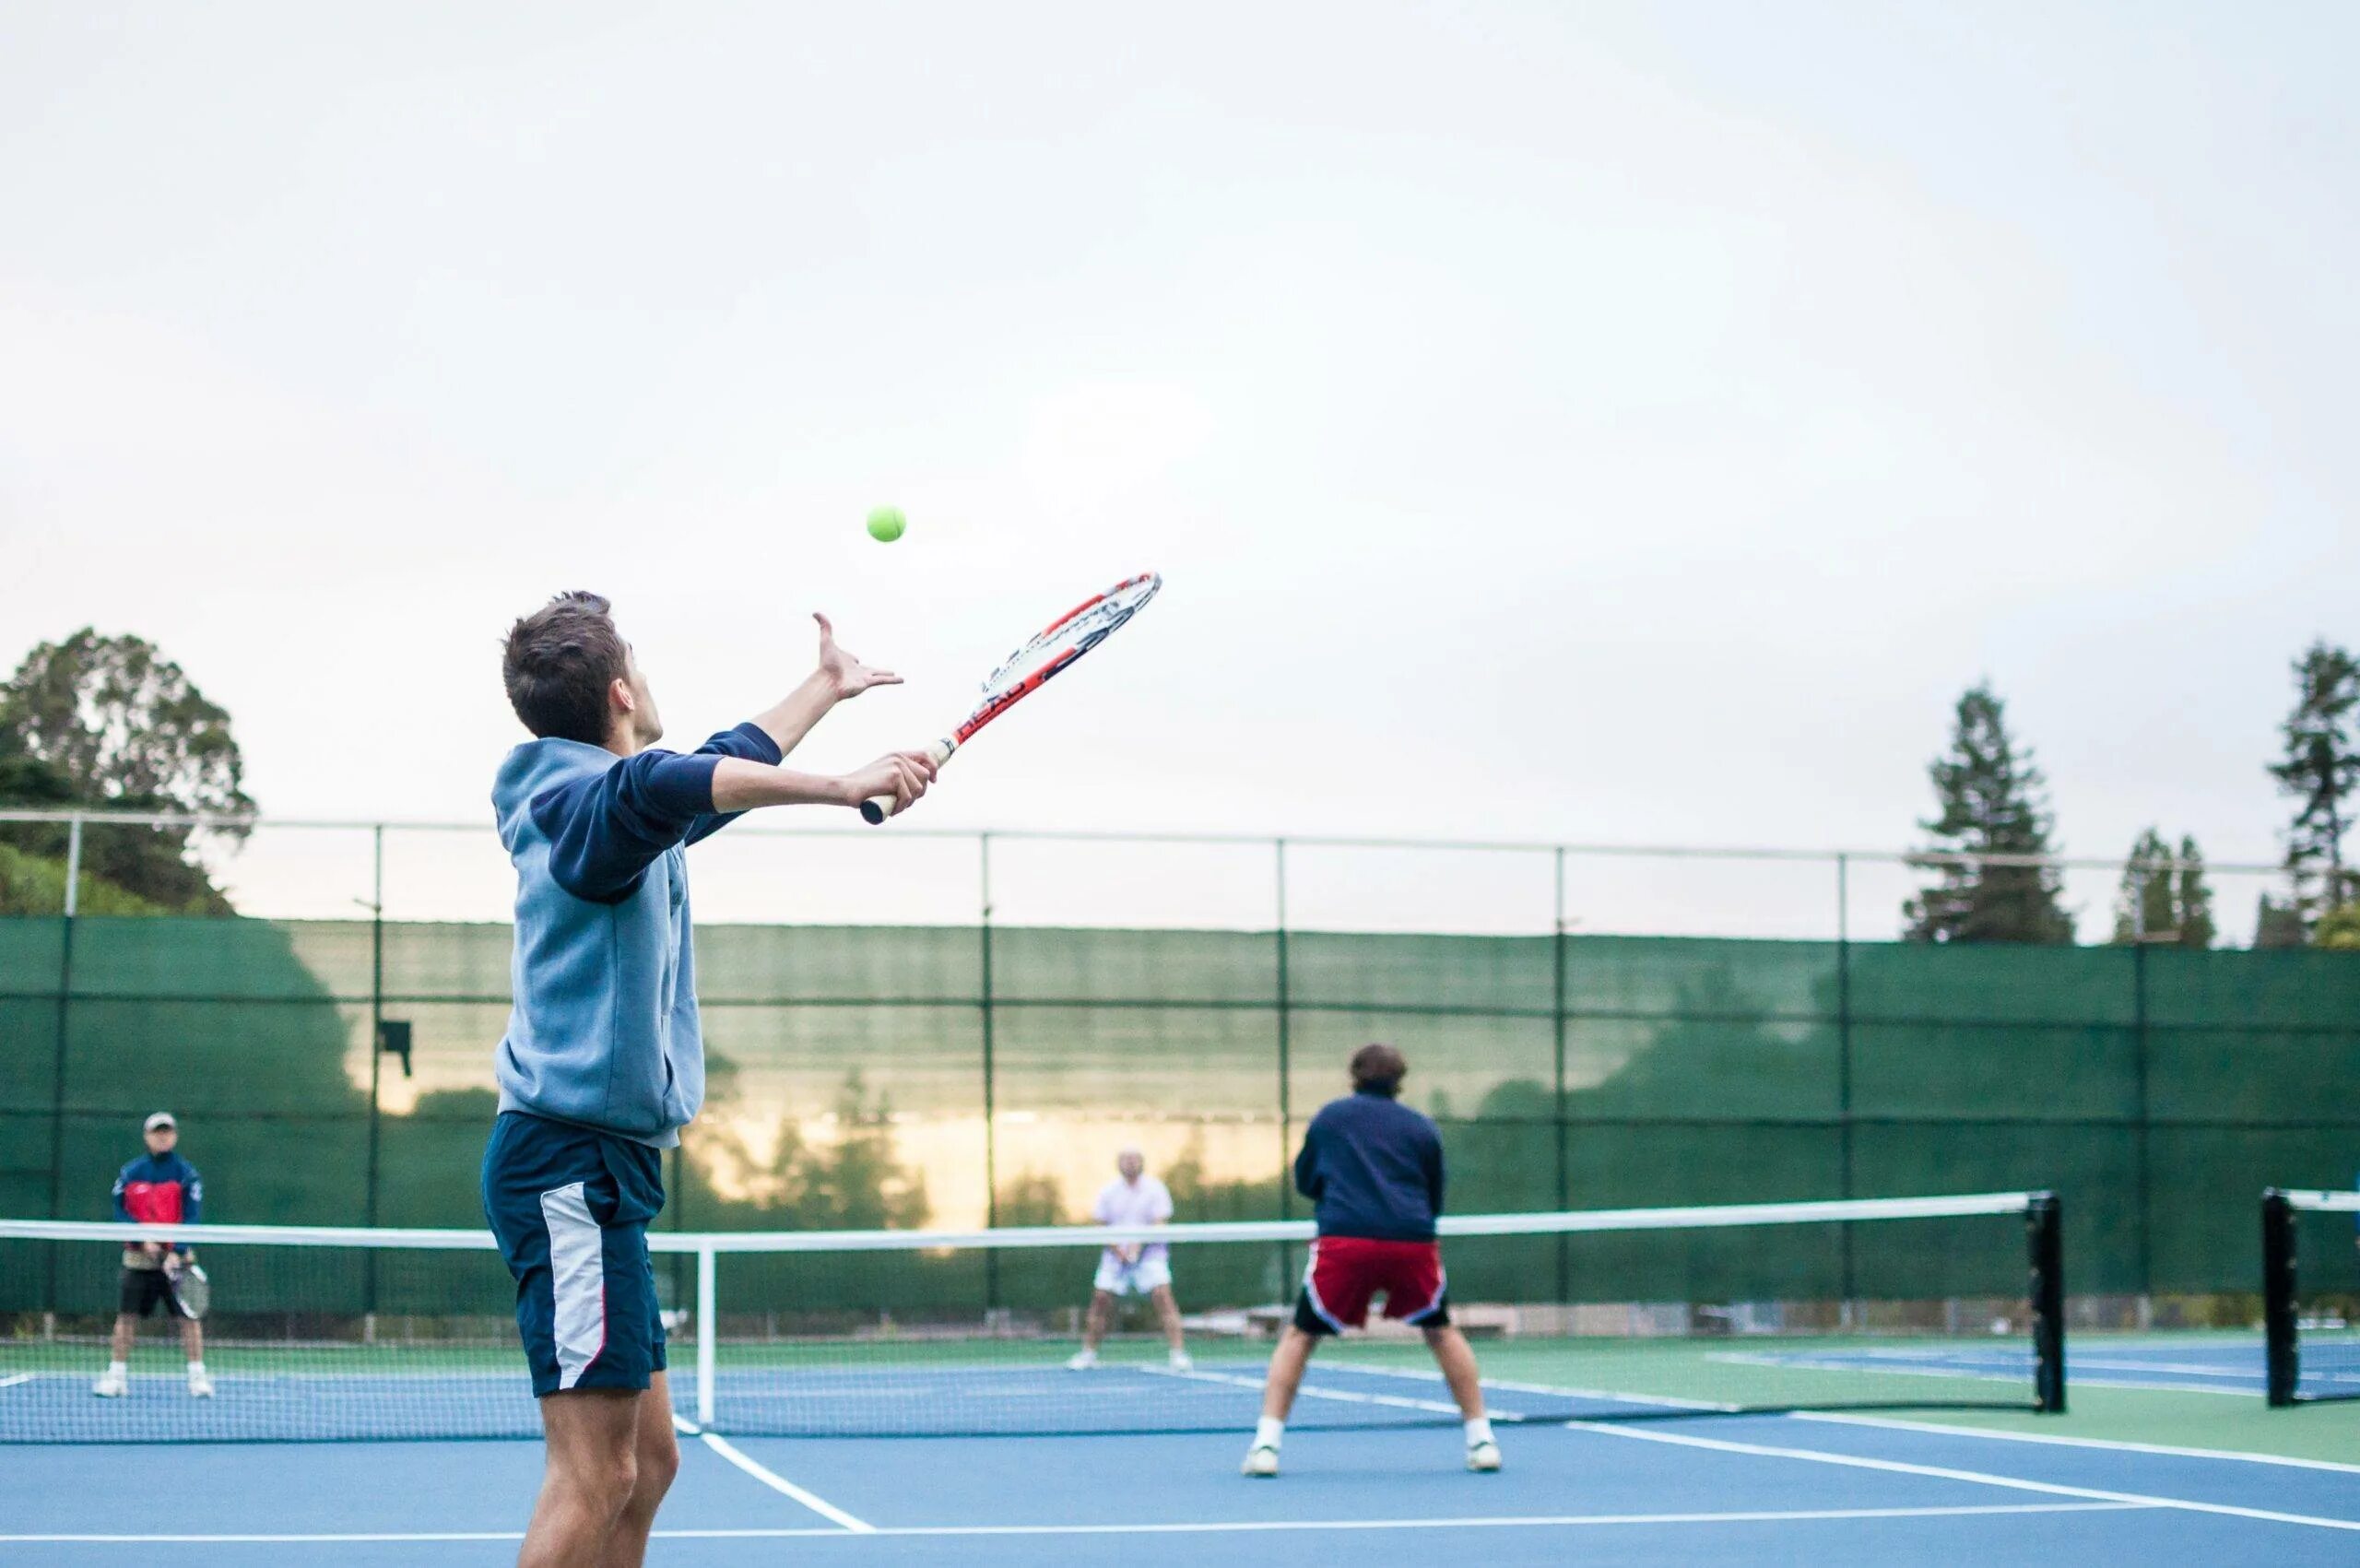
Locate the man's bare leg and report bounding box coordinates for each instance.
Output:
[110,1315,136,1363]
[1244,1325,1319,1474]
[1080,1291,1114,1353]
[1422,1325,1485,1418]
[179,1316,205,1362]
[1424,1324,1500,1469]
[1150,1285,1187,1359]
[600,1373,679,1568]
[1259,1325,1317,1420]
[519,1387,640,1568]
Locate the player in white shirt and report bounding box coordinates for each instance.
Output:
[1067,1147,1192,1373]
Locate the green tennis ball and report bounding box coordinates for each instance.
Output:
[866,506,906,543]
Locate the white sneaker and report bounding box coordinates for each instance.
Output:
[92,1369,127,1398]
[1066,1350,1098,1371]
[1168,1350,1194,1373]
[1241,1444,1280,1478]
[187,1370,214,1399]
[1467,1438,1502,1473]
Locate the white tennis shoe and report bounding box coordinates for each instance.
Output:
[187,1369,215,1398]
[1240,1444,1280,1478]
[92,1368,127,1398]
[1168,1350,1194,1373]
[1467,1438,1502,1472]
[1065,1349,1098,1371]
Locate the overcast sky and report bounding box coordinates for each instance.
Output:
[3,3,2353,938]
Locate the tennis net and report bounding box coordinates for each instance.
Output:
[0,1192,2062,1444]
[2262,1187,2360,1406]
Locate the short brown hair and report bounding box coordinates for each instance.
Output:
[1350,1043,1407,1097]
[502,592,629,742]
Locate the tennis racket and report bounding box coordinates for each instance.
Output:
[862,571,1162,824]
[163,1256,209,1322]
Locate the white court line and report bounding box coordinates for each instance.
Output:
[1320,1362,2360,1478]
[0,1501,2149,1544]
[0,1373,31,1390]
[670,1414,874,1533]
[1139,1362,1521,1421]
[1706,1350,2255,1398]
[1564,1420,2360,1533]
[1337,1362,1733,1412]
[1794,1411,2360,1477]
[1719,1347,2260,1379]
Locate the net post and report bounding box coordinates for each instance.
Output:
[2027,1191,2066,1414]
[696,1243,717,1427]
[2262,1189,2298,1408]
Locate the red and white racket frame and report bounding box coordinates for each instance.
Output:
[861,571,1162,824]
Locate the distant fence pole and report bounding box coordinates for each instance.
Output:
[978,832,997,1311]
[1553,846,1570,1303]
[1836,853,1855,1317]
[44,813,84,1314]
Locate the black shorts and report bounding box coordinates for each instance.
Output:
[118,1267,189,1320]
[481,1111,668,1398]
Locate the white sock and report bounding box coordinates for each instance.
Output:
[1466,1417,1494,1445]
[106,1361,127,1377]
[1254,1416,1285,1450]
[187,1362,206,1375]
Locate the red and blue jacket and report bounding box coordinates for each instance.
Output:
[114,1151,203,1253]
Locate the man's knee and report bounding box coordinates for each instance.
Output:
[549,1431,639,1513]
[635,1427,680,1503]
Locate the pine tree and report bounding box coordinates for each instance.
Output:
[2109,830,2214,948]
[2176,834,2217,949]
[1904,683,2075,944]
[2111,829,2177,943]
[2268,639,2360,930]
[2255,893,2309,949]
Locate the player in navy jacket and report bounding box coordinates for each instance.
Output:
[1243,1044,1499,1477]
[93,1112,210,1398]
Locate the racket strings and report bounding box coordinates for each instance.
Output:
[982,575,1159,697]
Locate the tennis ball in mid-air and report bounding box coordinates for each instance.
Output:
[866,506,906,543]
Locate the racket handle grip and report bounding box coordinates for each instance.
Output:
[859,738,956,825]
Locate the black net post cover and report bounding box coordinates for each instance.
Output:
[1,1193,2059,1444]
[2262,1186,2360,1407]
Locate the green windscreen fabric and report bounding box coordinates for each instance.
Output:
[3,916,2357,1309]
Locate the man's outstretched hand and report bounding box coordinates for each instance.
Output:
[843,749,939,817]
[816,613,902,700]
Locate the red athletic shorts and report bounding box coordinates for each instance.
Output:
[1293,1236,1450,1334]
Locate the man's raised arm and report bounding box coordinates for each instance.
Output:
[743,614,902,760]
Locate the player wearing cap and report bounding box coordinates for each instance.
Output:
[92,1112,210,1400]
[1067,1147,1192,1373]
[1242,1044,1499,1478]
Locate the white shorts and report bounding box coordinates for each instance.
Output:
[1092,1253,1174,1296]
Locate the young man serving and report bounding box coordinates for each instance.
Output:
[482,593,936,1568]
[1243,1043,1500,1478]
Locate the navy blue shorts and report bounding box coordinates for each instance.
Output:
[482,1111,668,1397]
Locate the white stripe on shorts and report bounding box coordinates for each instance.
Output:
[540,1181,605,1390]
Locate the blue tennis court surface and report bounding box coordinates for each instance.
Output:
[6,1409,2358,1565]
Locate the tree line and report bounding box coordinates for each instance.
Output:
[4,627,2358,948]
[1906,640,2360,948]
